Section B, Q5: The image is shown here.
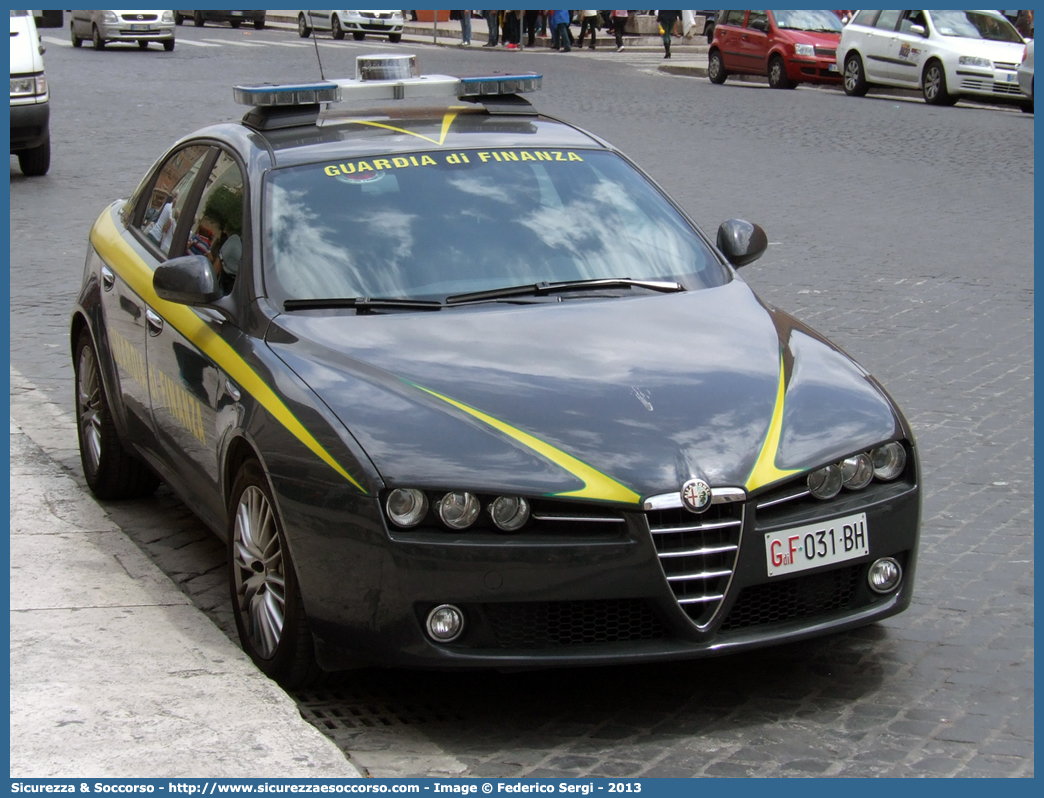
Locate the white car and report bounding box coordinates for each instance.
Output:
[297,10,403,42]
[838,9,1030,109]
[1018,38,1033,110]
[10,9,49,176]
[70,10,176,51]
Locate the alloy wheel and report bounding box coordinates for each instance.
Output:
[232,485,286,659]
[76,344,103,476]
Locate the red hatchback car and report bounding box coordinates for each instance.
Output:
[708,9,844,88]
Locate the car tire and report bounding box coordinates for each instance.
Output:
[704,22,714,45]
[138,39,149,49]
[843,52,868,97]
[174,12,183,25]
[193,12,204,28]
[163,39,175,52]
[230,19,241,29]
[297,14,311,38]
[332,17,345,40]
[92,25,105,50]
[352,31,366,41]
[74,329,159,500]
[922,59,957,106]
[70,22,82,47]
[228,460,320,689]
[389,33,401,43]
[254,19,264,30]
[707,49,727,84]
[18,135,50,177]
[768,55,793,89]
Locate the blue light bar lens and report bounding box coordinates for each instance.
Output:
[457,75,543,96]
[233,83,341,107]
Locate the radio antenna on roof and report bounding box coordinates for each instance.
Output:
[311,23,325,81]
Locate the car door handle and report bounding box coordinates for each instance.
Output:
[145,307,164,337]
[101,266,115,291]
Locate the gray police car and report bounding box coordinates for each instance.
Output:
[72,56,920,687]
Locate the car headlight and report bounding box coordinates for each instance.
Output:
[808,464,842,499]
[794,43,816,58]
[10,73,45,98]
[490,496,530,531]
[161,11,174,24]
[870,442,907,481]
[102,11,118,23]
[437,491,481,529]
[345,11,362,19]
[386,488,428,528]
[959,56,992,69]
[840,453,874,490]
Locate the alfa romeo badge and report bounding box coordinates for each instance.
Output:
[681,478,712,513]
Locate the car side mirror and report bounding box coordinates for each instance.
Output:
[154,255,225,306]
[749,18,768,32]
[717,219,768,268]
[910,23,926,37]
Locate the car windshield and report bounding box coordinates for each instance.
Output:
[929,10,1023,42]
[263,148,728,304]
[771,10,842,32]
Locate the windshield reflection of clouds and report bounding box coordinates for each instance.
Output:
[265,150,724,302]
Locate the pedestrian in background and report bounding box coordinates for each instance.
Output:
[550,9,571,51]
[504,9,521,48]
[457,10,472,45]
[483,10,499,46]
[657,10,680,59]
[577,9,599,50]
[611,9,628,52]
[523,9,539,45]
[1015,9,1033,38]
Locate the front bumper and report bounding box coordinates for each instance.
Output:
[10,100,49,151]
[282,461,920,671]
[787,56,842,83]
[98,24,174,42]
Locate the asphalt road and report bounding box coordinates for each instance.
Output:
[9,23,1034,778]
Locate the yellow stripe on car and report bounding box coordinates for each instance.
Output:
[90,207,368,494]
[409,382,642,506]
[744,352,800,492]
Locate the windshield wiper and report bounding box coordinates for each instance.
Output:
[445,278,685,305]
[284,297,443,313]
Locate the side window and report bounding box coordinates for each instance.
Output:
[183,151,246,296]
[874,11,901,31]
[138,145,211,260]
[899,10,927,33]
[746,10,768,29]
[725,10,745,26]
[852,10,878,26]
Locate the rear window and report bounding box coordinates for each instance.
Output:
[263,148,727,304]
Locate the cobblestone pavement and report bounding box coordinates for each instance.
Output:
[9,26,1033,778]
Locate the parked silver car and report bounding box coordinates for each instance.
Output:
[70,10,175,51]
[297,10,404,42]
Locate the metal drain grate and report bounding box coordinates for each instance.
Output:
[293,687,466,728]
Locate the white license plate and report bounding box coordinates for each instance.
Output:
[232,11,244,16]
[129,24,149,31]
[1001,72,1018,83]
[765,512,868,577]
[828,62,838,72]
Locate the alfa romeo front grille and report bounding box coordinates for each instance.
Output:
[646,502,743,628]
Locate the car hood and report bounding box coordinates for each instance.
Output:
[780,29,841,47]
[933,35,1026,61]
[267,280,902,504]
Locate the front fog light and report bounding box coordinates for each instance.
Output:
[808,464,842,499]
[386,488,428,528]
[841,453,874,490]
[490,496,530,531]
[867,557,902,594]
[426,604,464,642]
[437,491,480,529]
[871,442,906,481]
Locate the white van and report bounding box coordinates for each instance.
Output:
[10,9,50,176]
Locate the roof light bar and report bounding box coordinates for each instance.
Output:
[233,82,340,107]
